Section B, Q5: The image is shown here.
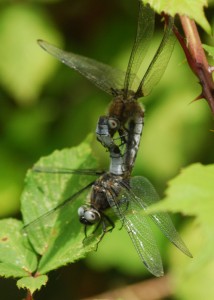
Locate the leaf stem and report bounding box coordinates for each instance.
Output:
[24,290,34,300]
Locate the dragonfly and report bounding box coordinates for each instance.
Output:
[37,1,176,176]
[25,160,192,277]
[25,2,192,277]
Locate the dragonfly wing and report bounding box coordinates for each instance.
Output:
[38,40,125,95]
[106,186,164,277]
[137,16,176,97]
[130,176,192,257]
[33,166,104,176]
[124,2,155,93]
[22,170,93,255]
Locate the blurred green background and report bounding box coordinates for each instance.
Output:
[0,0,213,299]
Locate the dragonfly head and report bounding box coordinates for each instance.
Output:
[78,205,100,225]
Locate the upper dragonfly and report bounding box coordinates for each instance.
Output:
[38,1,176,176]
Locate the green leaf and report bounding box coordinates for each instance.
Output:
[147,163,214,223]
[0,219,37,278]
[0,5,62,105]
[147,163,214,298]
[21,139,103,275]
[203,44,214,58]
[17,275,48,295]
[143,0,211,34]
[170,222,214,300]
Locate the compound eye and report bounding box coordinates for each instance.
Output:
[108,118,119,129]
[78,206,85,217]
[85,210,100,224]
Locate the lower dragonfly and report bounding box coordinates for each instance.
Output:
[25,142,192,277]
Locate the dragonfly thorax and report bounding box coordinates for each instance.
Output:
[109,94,143,125]
[90,173,124,212]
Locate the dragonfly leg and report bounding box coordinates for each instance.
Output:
[102,213,115,233]
[82,225,89,243]
[117,128,128,146]
[92,214,115,251]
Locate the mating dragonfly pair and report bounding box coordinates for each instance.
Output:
[25,2,192,277]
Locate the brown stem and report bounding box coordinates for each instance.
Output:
[176,15,214,114]
[180,16,209,70]
[24,290,34,300]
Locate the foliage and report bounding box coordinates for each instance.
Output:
[203,44,214,58]
[0,0,214,299]
[147,163,214,299]
[0,219,37,278]
[144,0,211,33]
[0,141,102,294]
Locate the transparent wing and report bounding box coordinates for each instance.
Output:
[107,185,164,277]
[129,176,192,257]
[22,180,93,254]
[124,2,155,93]
[137,16,176,97]
[22,164,98,254]
[38,39,125,95]
[23,182,93,228]
[33,166,104,176]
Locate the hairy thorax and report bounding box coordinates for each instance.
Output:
[108,92,144,124]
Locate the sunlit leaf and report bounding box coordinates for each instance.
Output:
[17,275,48,295]
[21,138,102,275]
[143,0,211,34]
[170,222,214,300]
[147,163,214,298]
[147,163,214,222]
[0,219,37,278]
